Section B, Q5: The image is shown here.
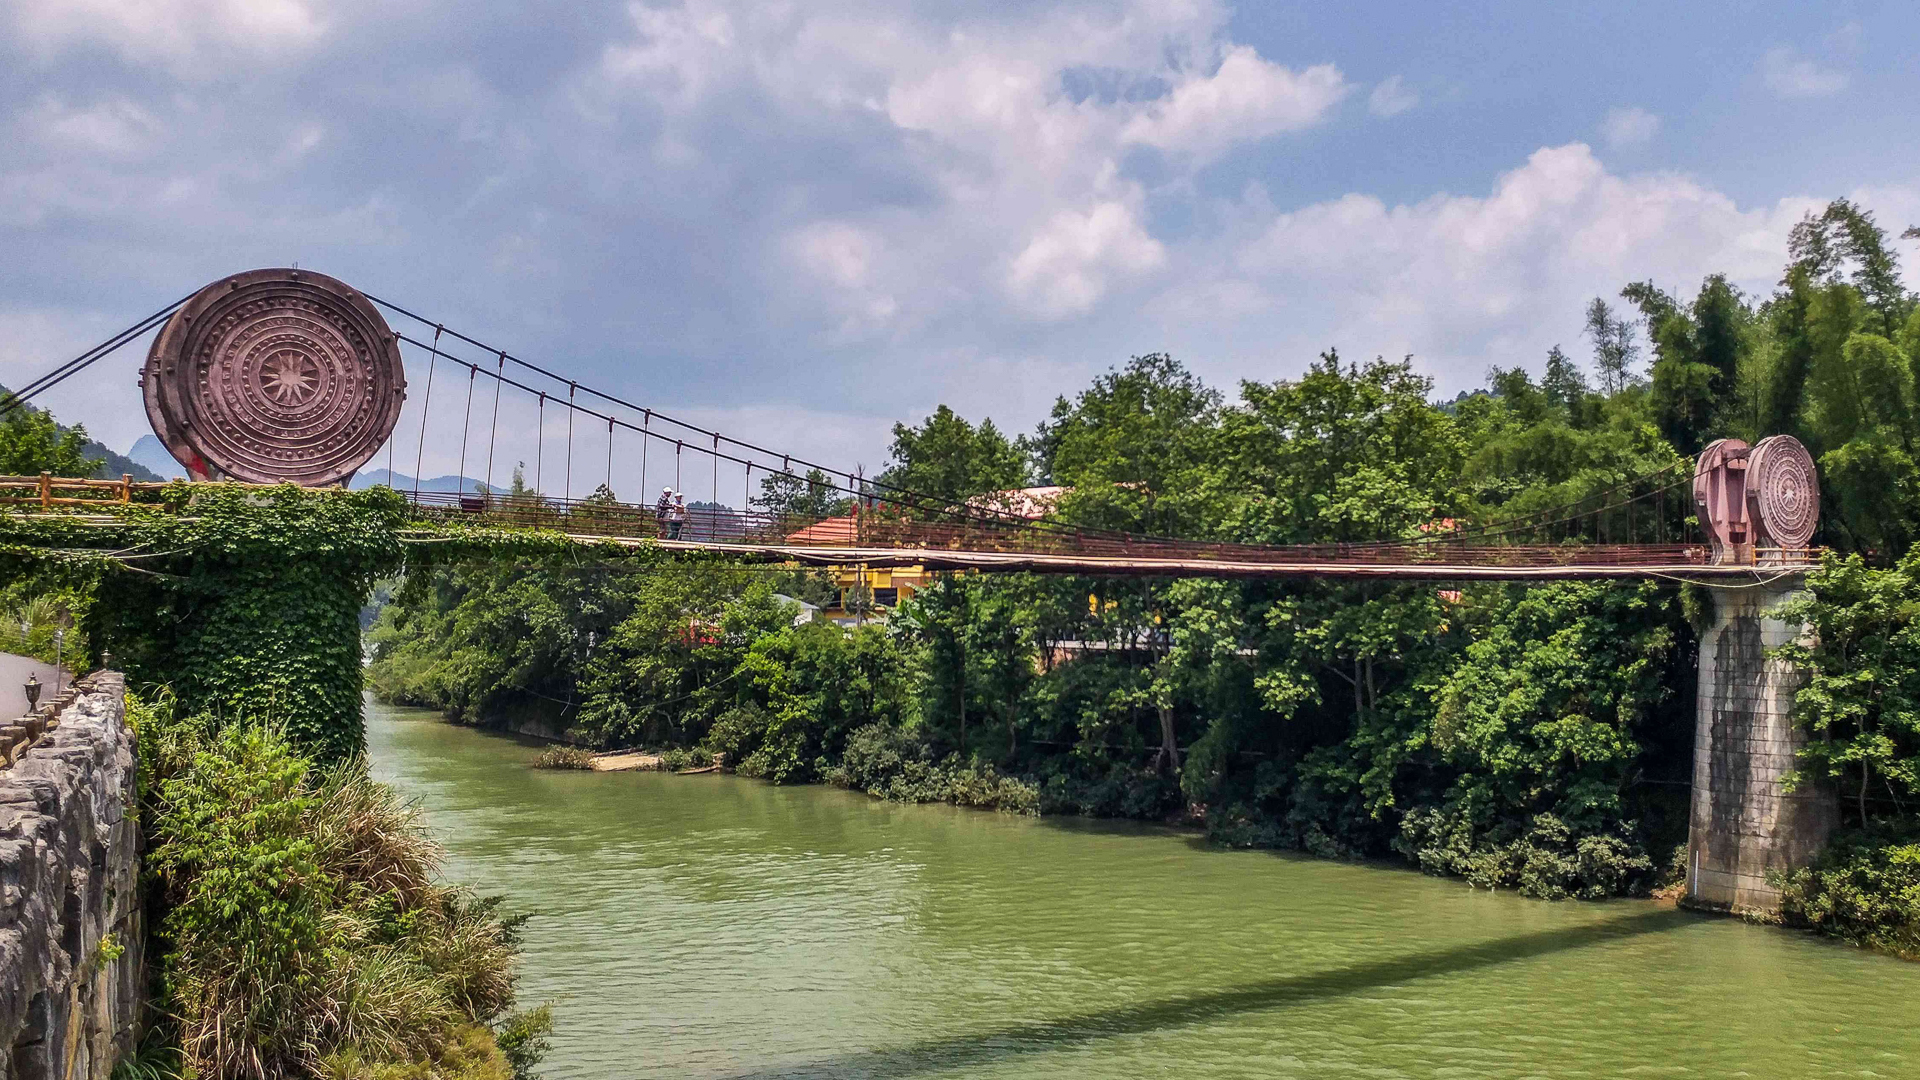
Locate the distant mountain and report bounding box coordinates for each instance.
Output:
[352,468,486,494]
[82,439,165,483]
[126,435,185,481]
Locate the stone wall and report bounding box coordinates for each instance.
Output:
[0,673,141,1080]
[1687,583,1837,914]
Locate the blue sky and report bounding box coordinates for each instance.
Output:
[3,0,1916,487]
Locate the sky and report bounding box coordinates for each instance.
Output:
[4,0,1918,493]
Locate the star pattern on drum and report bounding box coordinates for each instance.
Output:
[260,351,321,406]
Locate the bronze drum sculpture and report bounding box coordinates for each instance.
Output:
[1692,433,1819,563]
[142,269,405,486]
[1745,434,1819,550]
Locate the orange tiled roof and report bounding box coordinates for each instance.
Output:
[784,515,859,544]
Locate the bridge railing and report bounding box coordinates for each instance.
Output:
[0,474,165,509]
[395,489,1818,570]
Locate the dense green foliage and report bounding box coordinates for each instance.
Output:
[0,403,93,477]
[1779,821,1920,958]
[133,694,550,1079]
[1776,551,1920,823]
[0,485,410,761]
[1773,549,1920,952]
[0,585,89,666]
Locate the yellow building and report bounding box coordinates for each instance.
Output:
[821,564,930,624]
[781,513,929,623]
[788,485,1069,624]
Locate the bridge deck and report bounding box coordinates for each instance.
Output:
[540,534,1812,582]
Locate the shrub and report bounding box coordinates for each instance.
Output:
[833,724,926,791]
[149,723,333,1075]
[660,747,715,772]
[1396,809,1654,900]
[532,746,596,770]
[137,695,550,1079]
[830,724,1040,814]
[1038,765,1181,819]
[1779,823,1920,957]
[495,1006,554,1080]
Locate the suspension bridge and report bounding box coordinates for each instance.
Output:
[0,268,1819,583]
[0,267,1839,914]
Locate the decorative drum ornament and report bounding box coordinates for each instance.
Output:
[142,269,405,486]
[1691,437,1751,556]
[1745,434,1819,549]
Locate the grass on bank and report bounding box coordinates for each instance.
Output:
[128,694,553,1080]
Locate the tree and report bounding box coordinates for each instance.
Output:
[1037,353,1222,535]
[752,467,850,524]
[1764,266,1819,439]
[1541,345,1590,414]
[1215,353,1463,545]
[1778,553,1920,826]
[1583,298,1641,394]
[0,405,92,477]
[878,406,1028,507]
[1634,276,1752,453]
[1788,199,1914,337]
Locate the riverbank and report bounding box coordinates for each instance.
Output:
[369,698,1920,1080]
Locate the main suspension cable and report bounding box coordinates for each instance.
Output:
[0,292,194,416]
[370,297,1117,534]
[381,318,1699,555]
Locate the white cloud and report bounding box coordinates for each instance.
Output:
[785,221,900,339]
[1007,198,1166,319]
[20,95,163,157]
[1120,46,1349,159]
[1367,75,1417,117]
[1181,143,1859,392]
[1763,47,1848,98]
[599,1,739,109]
[589,1,1339,325]
[1601,106,1659,148]
[10,0,328,74]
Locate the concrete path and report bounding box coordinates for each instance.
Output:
[0,653,67,719]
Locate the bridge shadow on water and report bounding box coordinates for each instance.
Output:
[714,908,1696,1080]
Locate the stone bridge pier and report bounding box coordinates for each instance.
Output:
[1686,580,1837,914]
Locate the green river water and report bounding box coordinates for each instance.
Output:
[366,698,1920,1079]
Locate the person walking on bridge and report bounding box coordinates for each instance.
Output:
[655,487,674,538]
[668,492,688,541]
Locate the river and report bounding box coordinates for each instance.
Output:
[366,697,1920,1079]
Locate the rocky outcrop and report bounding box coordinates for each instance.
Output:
[0,673,141,1080]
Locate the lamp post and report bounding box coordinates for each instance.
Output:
[23,673,39,713]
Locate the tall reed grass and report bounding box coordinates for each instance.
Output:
[130,694,551,1080]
